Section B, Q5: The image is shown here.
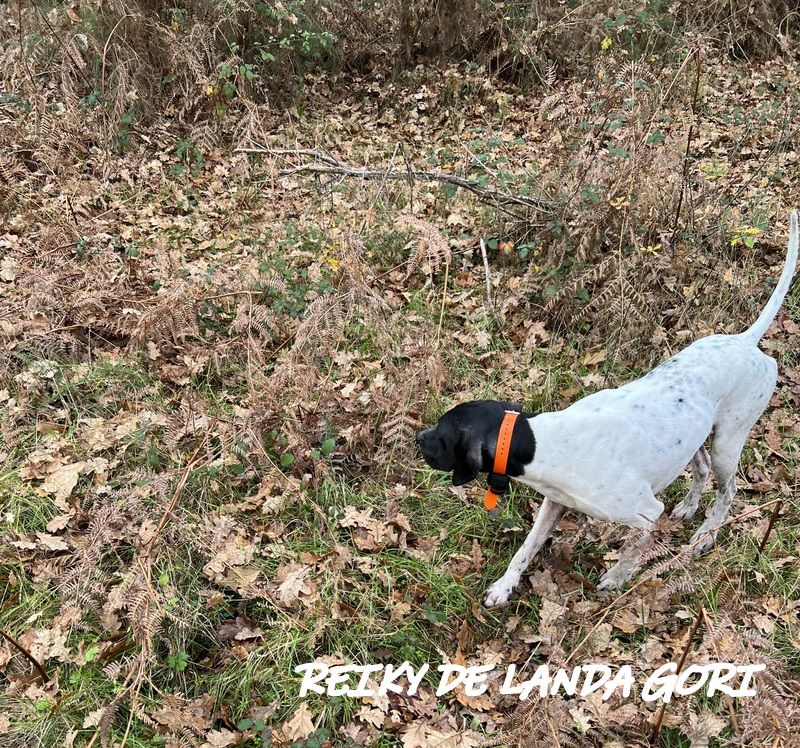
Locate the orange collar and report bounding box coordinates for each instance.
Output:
[484,410,519,511]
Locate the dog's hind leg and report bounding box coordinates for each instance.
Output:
[690,364,775,555]
[688,431,745,555]
[672,446,711,521]
[483,497,565,607]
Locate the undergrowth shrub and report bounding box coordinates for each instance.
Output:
[0,0,341,141]
[1,0,796,143]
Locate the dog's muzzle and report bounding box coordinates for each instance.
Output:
[415,429,431,455]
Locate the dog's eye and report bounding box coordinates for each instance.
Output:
[439,437,446,448]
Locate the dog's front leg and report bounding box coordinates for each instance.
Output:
[483,497,565,607]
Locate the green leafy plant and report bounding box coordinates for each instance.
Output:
[731,225,762,249]
[115,110,134,152]
[171,138,205,177]
[111,235,139,259]
[167,651,189,672]
[310,437,336,460]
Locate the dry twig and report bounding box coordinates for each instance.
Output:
[758,499,783,553]
[480,237,501,328]
[670,47,702,243]
[651,600,704,739]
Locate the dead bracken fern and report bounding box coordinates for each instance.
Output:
[700,608,800,741]
[129,283,202,352]
[1,7,798,744]
[265,239,390,394]
[544,252,658,336]
[397,213,452,278]
[489,697,608,747]
[374,351,448,475]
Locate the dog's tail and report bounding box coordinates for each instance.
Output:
[741,209,798,343]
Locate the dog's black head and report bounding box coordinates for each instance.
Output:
[415,400,535,486]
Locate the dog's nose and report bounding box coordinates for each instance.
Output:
[415,429,428,444]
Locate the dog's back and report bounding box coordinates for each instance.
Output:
[554,206,797,493]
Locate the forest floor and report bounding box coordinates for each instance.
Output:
[1,43,800,748]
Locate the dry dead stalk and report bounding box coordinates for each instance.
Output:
[670,47,702,244]
[758,499,783,553]
[480,237,501,328]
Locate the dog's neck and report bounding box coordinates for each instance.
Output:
[484,412,536,478]
[513,412,589,503]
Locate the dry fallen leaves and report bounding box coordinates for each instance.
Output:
[279,702,315,741]
[274,562,317,607]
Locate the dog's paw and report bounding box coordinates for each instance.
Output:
[689,525,718,556]
[671,499,697,521]
[596,573,626,592]
[483,579,516,607]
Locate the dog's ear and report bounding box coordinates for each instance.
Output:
[452,429,483,486]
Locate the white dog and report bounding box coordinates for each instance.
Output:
[417,211,797,606]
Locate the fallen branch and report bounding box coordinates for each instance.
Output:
[0,628,49,682]
[651,600,704,740]
[758,499,782,553]
[236,146,555,213]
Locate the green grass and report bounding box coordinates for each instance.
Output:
[3,52,800,745]
[2,350,798,745]
[1,477,56,534]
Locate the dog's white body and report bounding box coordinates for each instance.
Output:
[484,211,798,607]
[521,335,775,524]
